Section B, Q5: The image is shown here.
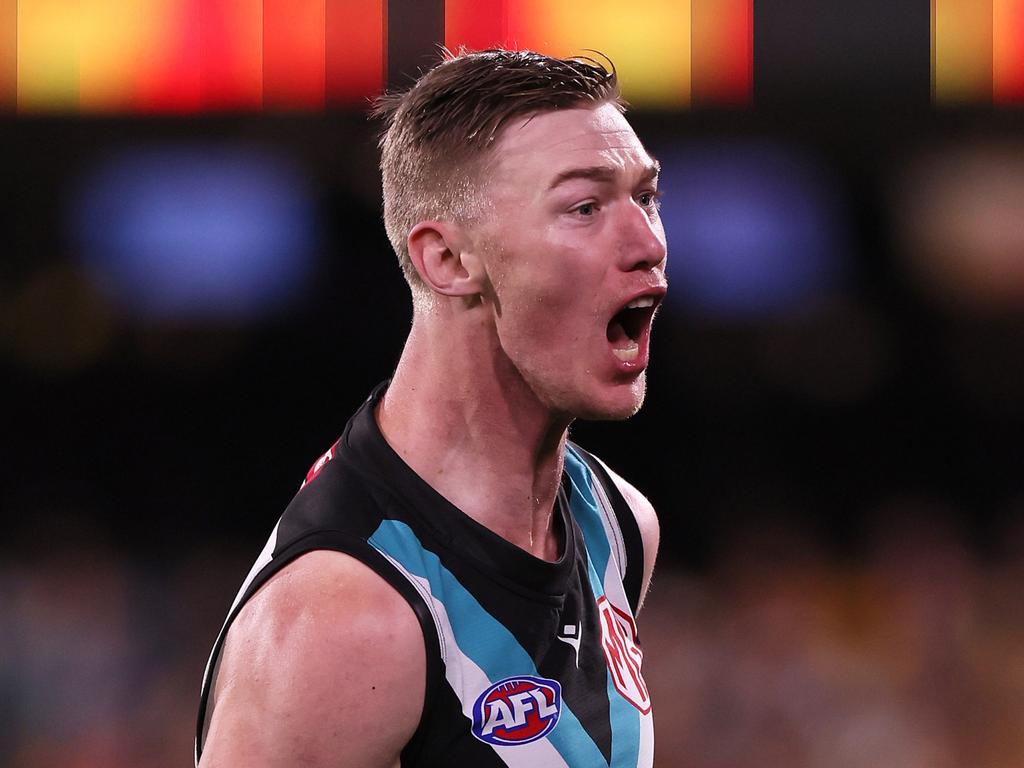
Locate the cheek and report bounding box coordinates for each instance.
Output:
[502,274,592,339]
[488,229,604,347]
[499,287,601,367]
[501,233,594,304]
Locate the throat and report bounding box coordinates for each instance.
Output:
[607,318,629,346]
[514,483,567,563]
[530,494,566,563]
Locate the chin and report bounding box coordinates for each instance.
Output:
[568,374,648,422]
[519,363,648,423]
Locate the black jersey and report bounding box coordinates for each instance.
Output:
[196,382,654,767]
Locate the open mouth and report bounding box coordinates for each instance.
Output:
[606,296,660,362]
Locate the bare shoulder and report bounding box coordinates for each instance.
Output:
[593,456,660,612]
[200,550,425,768]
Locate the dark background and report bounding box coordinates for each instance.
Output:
[5,106,1023,567]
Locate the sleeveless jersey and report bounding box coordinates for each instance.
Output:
[196,382,654,767]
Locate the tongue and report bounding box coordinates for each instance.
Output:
[607,318,629,345]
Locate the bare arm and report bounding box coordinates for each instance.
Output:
[199,550,425,768]
[596,460,660,613]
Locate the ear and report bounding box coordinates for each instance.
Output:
[407,221,486,298]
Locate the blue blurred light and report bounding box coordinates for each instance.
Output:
[70,145,318,322]
[655,140,848,317]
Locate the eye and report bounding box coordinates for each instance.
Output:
[637,190,662,210]
[574,202,598,217]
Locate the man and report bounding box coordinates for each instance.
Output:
[196,48,667,767]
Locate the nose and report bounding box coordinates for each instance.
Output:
[618,199,667,273]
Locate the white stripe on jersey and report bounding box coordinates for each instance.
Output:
[586,456,629,583]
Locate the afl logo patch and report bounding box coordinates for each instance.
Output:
[471,675,562,746]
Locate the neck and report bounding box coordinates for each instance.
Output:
[376,306,570,562]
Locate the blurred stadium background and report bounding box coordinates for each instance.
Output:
[3,1,1024,766]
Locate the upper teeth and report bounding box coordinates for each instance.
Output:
[626,297,655,309]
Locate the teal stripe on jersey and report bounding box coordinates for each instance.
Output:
[563,447,642,768]
[368,519,608,768]
[563,447,613,581]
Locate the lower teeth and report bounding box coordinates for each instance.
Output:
[612,343,639,362]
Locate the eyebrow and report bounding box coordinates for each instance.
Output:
[546,159,661,192]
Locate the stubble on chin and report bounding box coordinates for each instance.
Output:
[579,398,645,422]
[557,373,648,423]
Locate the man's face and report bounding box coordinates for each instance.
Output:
[475,103,668,421]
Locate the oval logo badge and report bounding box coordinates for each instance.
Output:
[471,675,562,746]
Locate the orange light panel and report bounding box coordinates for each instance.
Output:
[17,0,79,111]
[692,0,752,106]
[263,0,325,109]
[445,0,752,107]
[932,0,993,103]
[994,0,1024,102]
[1,0,17,109]
[326,0,383,105]
[445,0,510,51]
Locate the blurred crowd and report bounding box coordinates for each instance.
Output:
[644,510,1024,768]
[4,502,1024,768]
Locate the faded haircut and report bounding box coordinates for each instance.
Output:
[372,48,624,304]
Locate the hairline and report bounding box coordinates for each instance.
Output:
[443,96,628,215]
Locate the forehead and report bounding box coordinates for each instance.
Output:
[489,104,653,189]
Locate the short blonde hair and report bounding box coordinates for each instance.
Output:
[373,49,623,303]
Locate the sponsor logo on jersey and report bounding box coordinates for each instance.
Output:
[597,596,651,713]
[300,443,336,488]
[556,622,582,668]
[471,675,562,746]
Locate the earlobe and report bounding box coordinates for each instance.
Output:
[407,221,484,299]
